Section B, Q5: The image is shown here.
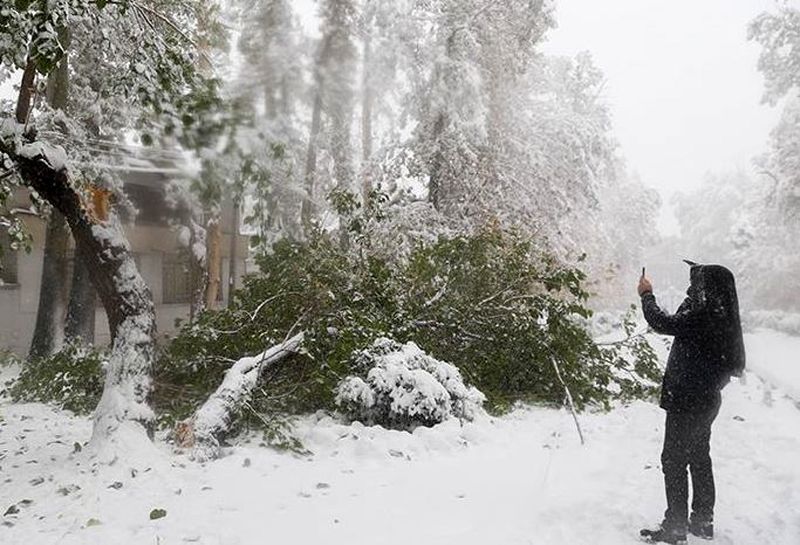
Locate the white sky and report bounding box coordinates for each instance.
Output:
[542,0,795,234]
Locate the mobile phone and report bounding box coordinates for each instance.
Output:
[641,267,646,278]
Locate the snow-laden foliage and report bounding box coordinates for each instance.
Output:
[757,99,800,221]
[744,310,800,336]
[748,5,800,280]
[6,341,106,415]
[336,338,486,429]
[216,0,653,305]
[0,0,228,226]
[158,226,661,435]
[672,168,800,310]
[749,6,800,106]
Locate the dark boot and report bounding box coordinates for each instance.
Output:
[640,523,688,545]
[689,516,714,540]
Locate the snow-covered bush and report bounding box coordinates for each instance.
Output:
[336,338,486,429]
[744,310,800,335]
[6,342,106,414]
[159,226,660,435]
[587,311,624,337]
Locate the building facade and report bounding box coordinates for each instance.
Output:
[0,166,250,356]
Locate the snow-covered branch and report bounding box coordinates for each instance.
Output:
[178,332,305,462]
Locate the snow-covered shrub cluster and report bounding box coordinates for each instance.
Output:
[586,311,625,337]
[743,310,800,336]
[159,226,661,437]
[6,341,106,415]
[336,338,485,429]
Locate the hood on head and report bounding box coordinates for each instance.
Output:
[684,261,735,293]
[681,260,745,377]
[683,261,738,314]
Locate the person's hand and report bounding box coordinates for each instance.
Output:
[638,275,653,296]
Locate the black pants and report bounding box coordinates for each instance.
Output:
[661,399,721,528]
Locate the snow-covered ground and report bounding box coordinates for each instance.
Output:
[1,331,799,545]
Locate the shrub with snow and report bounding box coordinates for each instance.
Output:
[744,310,800,336]
[336,338,486,429]
[6,341,106,415]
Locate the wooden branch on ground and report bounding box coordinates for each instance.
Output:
[176,332,305,462]
[550,357,585,445]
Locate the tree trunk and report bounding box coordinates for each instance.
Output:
[3,135,157,442]
[204,217,222,309]
[361,34,374,205]
[427,31,457,211]
[227,198,240,307]
[301,34,334,230]
[15,59,37,126]
[45,27,71,111]
[19,53,71,362]
[332,101,353,251]
[176,332,304,461]
[28,212,69,360]
[428,113,446,211]
[279,76,292,117]
[188,218,207,321]
[301,91,324,229]
[64,258,96,344]
[48,28,95,346]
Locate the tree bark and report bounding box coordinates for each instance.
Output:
[301,91,324,229]
[47,27,96,345]
[27,43,74,360]
[301,34,334,230]
[64,258,96,344]
[175,210,206,321]
[227,198,239,307]
[331,95,354,251]
[427,31,457,211]
[2,134,157,441]
[45,27,71,111]
[361,34,374,205]
[15,59,37,126]
[28,211,69,360]
[204,217,222,309]
[176,332,304,461]
[428,112,446,211]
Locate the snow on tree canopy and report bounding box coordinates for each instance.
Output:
[336,338,486,430]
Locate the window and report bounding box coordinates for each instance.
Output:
[125,183,171,226]
[0,227,18,285]
[162,252,225,305]
[162,253,193,304]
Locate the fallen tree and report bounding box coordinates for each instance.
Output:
[176,332,305,461]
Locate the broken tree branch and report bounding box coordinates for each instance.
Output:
[550,357,585,445]
[177,332,305,462]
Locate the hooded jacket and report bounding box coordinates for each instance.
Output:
[640,264,746,413]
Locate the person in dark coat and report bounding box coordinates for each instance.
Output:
[637,261,745,544]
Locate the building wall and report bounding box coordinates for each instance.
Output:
[0,209,250,357]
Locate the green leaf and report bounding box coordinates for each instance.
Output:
[149,508,167,520]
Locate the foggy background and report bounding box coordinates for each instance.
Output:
[543,0,785,235]
[3,0,799,308]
